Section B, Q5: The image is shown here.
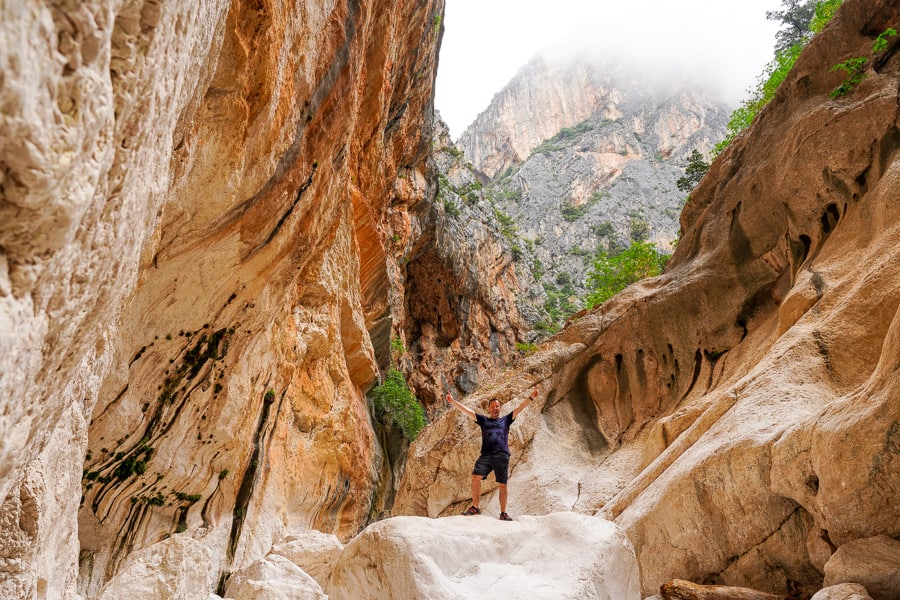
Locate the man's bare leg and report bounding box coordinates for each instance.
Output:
[471,474,482,508]
[498,483,508,513]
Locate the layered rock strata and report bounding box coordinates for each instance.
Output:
[398,1,900,598]
[0,0,447,596]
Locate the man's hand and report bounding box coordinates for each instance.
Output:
[446,392,476,420]
[513,387,538,419]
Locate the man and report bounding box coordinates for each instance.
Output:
[445,387,538,521]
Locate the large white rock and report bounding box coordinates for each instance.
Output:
[223,554,326,600]
[94,536,217,600]
[327,512,639,600]
[811,583,873,600]
[269,530,344,590]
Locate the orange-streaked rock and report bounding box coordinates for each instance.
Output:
[397,1,900,599]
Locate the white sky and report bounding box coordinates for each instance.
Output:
[436,0,785,140]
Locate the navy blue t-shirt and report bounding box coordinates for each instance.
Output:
[475,413,514,455]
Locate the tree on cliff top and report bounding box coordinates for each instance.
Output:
[767,0,818,52]
[715,0,843,154]
[676,150,710,194]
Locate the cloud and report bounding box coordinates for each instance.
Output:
[436,0,783,139]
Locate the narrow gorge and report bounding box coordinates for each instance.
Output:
[0,0,898,599]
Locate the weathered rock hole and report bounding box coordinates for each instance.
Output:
[806,474,820,495]
[821,203,840,234]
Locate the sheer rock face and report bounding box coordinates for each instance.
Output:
[458,57,616,179]
[400,118,538,411]
[457,56,727,183]
[0,0,444,597]
[457,56,729,300]
[398,0,900,597]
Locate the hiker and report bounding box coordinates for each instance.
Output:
[445,387,539,521]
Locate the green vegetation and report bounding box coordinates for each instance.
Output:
[830,28,896,98]
[561,203,589,222]
[433,14,442,43]
[443,197,461,218]
[390,336,405,356]
[561,191,606,222]
[531,257,544,281]
[585,241,670,306]
[766,0,818,52]
[370,368,426,441]
[541,280,580,331]
[174,492,202,502]
[715,0,842,154]
[446,145,464,159]
[499,187,523,202]
[628,217,651,242]
[531,119,594,155]
[515,342,538,355]
[676,149,710,193]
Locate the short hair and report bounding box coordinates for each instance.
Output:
[488,398,501,406]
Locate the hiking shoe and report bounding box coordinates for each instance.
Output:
[463,506,481,516]
[499,512,513,521]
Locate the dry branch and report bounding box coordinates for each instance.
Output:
[661,579,787,600]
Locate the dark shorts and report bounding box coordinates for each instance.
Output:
[472,452,510,484]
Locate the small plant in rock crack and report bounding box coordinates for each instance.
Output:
[830,28,897,98]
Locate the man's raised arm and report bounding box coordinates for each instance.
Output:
[446,392,476,420]
[512,388,539,419]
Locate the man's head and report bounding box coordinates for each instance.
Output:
[488,398,501,418]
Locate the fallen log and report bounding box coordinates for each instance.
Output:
[661,579,788,600]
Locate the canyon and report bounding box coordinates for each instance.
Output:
[0,0,898,599]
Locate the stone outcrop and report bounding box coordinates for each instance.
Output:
[2,0,898,598]
[326,512,640,600]
[221,555,326,600]
[457,55,730,304]
[822,536,900,600]
[400,118,541,410]
[1,0,446,596]
[93,536,217,600]
[398,1,900,598]
[458,56,642,179]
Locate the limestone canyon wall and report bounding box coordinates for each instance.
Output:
[0,0,449,596]
[398,0,900,597]
[401,118,539,412]
[458,57,618,179]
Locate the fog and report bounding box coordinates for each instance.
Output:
[436,0,784,140]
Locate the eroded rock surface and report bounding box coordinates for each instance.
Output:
[327,512,640,600]
[1,0,446,596]
[823,536,900,600]
[399,1,900,598]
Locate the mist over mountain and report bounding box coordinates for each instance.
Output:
[454,55,729,321]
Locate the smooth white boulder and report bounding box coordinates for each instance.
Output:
[811,583,873,600]
[223,554,326,600]
[94,536,217,600]
[327,511,639,600]
[269,530,343,590]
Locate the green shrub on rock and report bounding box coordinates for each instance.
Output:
[371,368,425,441]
